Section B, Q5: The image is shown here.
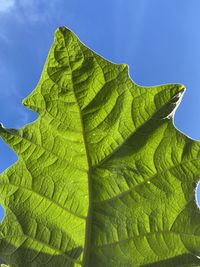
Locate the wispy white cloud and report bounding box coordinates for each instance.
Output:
[0,0,60,23]
[0,0,15,12]
[16,0,60,23]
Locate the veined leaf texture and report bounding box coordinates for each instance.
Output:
[0,27,199,266]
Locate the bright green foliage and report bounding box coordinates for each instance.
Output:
[0,26,199,266]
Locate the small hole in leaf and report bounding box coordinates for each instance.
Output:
[195,182,200,208]
[0,205,5,222]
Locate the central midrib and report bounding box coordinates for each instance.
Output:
[63,38,93,266]
[72,89,93,267]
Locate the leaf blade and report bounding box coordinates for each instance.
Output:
[0,26,199,266]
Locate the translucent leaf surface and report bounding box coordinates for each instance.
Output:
[0,26,199,266]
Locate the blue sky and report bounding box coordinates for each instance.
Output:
[0,0,200,220]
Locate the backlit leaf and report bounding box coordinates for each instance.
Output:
[0,26,199,266]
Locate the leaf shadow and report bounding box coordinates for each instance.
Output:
[0,242,83,267]
[141,253,200,267]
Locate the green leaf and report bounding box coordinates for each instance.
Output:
[0,26,199,266]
